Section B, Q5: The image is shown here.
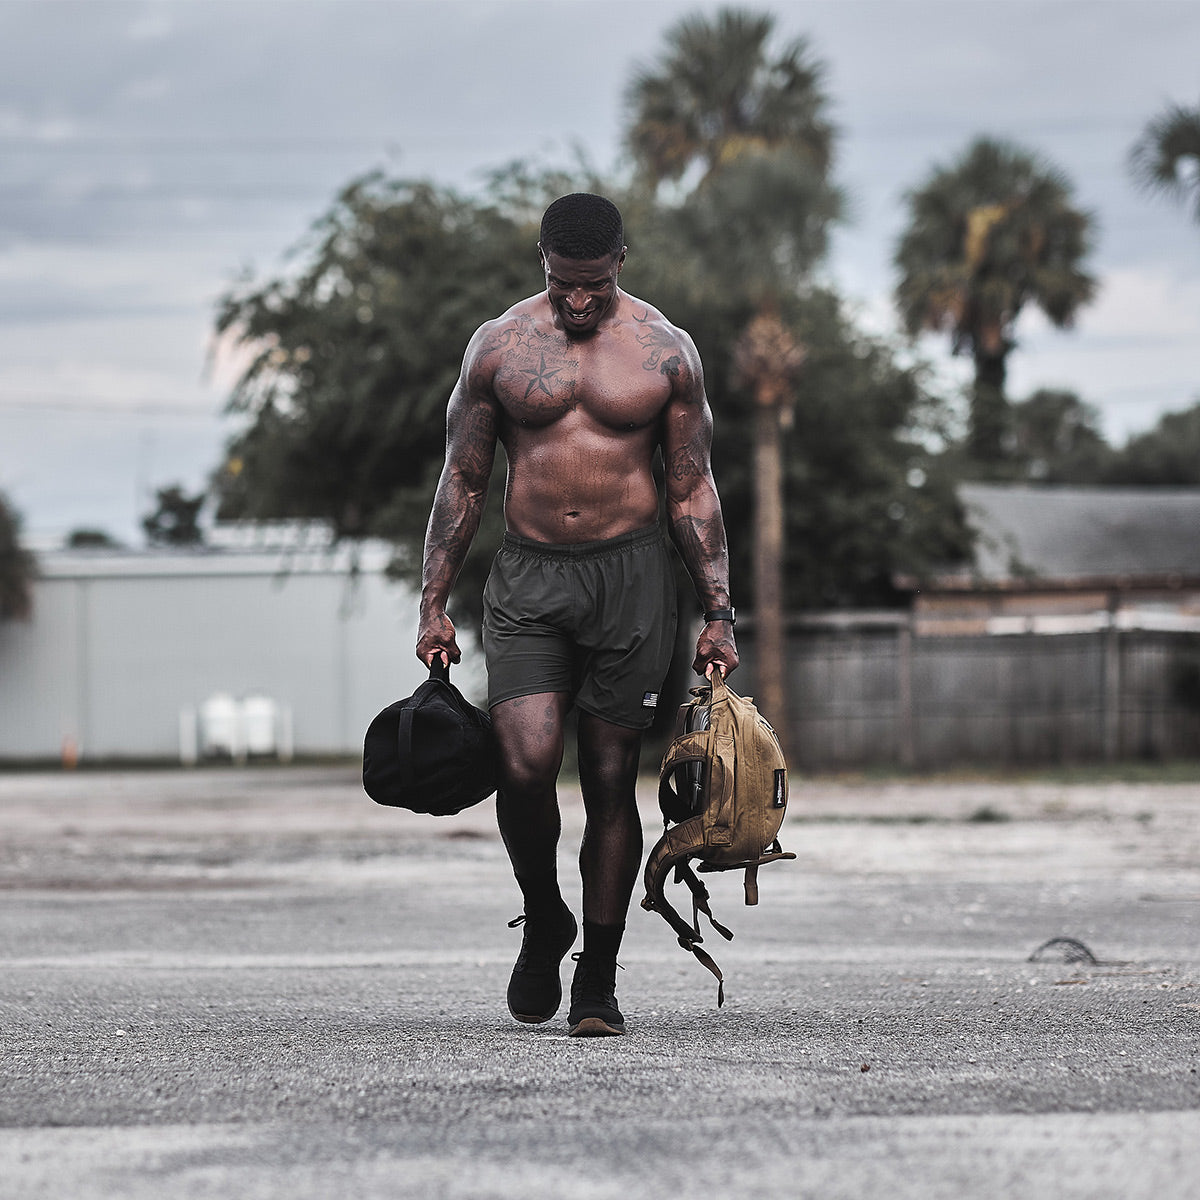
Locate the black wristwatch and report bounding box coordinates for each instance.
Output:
[704,607,736,627]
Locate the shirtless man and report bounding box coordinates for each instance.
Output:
[416,193,737,1037]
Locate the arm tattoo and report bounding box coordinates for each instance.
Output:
[668,446,702,481]
[670,513,729,606]
[633,309,680,372]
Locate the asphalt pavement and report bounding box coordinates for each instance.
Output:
[1,764,1198,1199]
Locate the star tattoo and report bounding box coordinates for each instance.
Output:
[521,352,563,399]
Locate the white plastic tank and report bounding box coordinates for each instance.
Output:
[240,695,279,756]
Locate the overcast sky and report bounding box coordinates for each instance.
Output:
[1,0,1198,544]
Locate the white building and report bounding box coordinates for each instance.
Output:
[0,526,481,764]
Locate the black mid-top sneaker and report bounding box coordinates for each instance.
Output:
[506,906,578,1024]
[567,952,625,1037]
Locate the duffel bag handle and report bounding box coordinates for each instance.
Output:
[395,656,452,787]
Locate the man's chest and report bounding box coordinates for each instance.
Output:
[491,334,674,430]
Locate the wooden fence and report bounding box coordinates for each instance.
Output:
[736,619,1200,770]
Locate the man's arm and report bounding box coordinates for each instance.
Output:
[661,330,739,678]
[416,328,500,667]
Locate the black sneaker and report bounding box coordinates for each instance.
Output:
[567,952,625,1037]
[506,906,578,1024]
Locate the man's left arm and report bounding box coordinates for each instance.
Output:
[661,330,739,678]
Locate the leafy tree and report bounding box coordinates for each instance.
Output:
[142,485,206,546]
[0,491,35,620]
[620,11,966,609]
[212,171,580,626]
[626,210,972,606]
[1129,100,1200,226]
[624,6,834,190]
[210,11,970,633]
[894,137,1096,466]
[1007,388,1112,483]
[1104,399,1200,485]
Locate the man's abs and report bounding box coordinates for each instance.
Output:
[501,422,661,544]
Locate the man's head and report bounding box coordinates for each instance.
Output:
[538,194,627,336]
[539,193,624,260]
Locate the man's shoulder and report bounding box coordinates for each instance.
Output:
[618,293,694,343]
[616,294,701,377]
[467,296,548,359]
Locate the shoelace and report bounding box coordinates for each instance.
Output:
[508,913,572,969]
[570,951,624,999]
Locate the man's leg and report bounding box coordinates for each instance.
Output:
[568,711,644,1036]
[491,692,578,1024]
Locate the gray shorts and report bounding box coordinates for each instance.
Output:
[482,524,678,730]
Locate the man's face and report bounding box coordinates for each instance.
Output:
[538,246,626,336]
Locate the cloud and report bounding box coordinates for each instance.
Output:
[126,9,172,41]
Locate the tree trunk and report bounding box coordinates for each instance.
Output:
[969,348,1010,466]
[754,400,790,761]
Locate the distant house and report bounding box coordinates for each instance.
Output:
[907,484,1200,636]
[0,524,482,765]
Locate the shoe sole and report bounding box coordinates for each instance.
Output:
[568,1016,626,1037]
[510,1007,558,1025]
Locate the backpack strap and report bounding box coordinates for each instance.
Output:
[658,729,736,850]
[641,816,732,1006]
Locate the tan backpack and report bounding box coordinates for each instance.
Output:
[641,670,795,1004]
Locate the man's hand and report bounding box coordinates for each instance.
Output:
[693,620,738,679]
[416,609,461,668]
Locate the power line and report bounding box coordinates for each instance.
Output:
[0,394,226,418]
[0,135,405,153]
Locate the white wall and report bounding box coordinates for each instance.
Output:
[0,547,485,762]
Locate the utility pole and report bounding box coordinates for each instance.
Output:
[733,308,805,763]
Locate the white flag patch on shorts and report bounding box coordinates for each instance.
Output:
[642,692,659,708]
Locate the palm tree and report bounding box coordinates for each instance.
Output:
[733,310,804,752]
[624,7,834,191]
[1129,101,1200,226]
[894,138,1096,465]
[0,492,35,620]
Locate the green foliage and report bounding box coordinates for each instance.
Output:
[894,137,1096,464]
[142,484,206,546]
[0,491,36,620]
[625,201,972,605]
[739,291,973,607]
[624,7,834,189]
[212,171,576,626]
[1104,400,1200,485]
[1129,100,1200,226]
[1006,389,1113,483]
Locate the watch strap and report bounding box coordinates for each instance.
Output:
[704,608,736,625]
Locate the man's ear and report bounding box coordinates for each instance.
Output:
[617,247,627,273]
[537,242,547,271]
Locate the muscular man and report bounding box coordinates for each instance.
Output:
[416,193,737,1037]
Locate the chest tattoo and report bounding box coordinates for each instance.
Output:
[521,352,564,399]
[487,317,579,420]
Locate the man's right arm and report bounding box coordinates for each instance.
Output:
[416,329,500,667]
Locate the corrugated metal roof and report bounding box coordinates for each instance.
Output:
[960,484,1200,581]
[35,538,397,580]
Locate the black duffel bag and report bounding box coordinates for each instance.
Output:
[362,658,499,815]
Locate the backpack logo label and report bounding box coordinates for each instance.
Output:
[773,768,786,808]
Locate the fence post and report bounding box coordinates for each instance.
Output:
[898,617,916,769]
[1103,595,1121,761]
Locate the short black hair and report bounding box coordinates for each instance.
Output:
[539,193,624,260]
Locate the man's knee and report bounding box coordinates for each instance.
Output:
[578,716,643,801]
[492,694,568,796]
[499,742,562,795]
